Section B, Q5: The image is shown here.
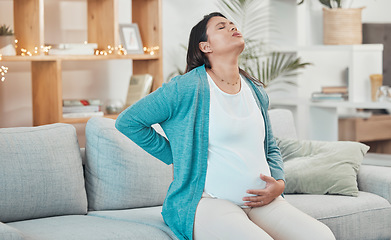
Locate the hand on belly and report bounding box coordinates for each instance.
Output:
[242,174,286,207]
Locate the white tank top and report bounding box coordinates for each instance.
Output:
[204,72,271,206]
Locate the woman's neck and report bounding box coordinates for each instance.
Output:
[207,56,241,94]
[209,57,240,85]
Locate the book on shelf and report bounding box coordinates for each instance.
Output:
[321,86,348,94]
[311,92,348,102]
[63,99,102,106]
[62,98,102,118]
[62,111,104,119]
[125,74,153,107]
[63,105,101,113]
[47,43,98,56]
[49,43,98,49]
[48,48,95,56]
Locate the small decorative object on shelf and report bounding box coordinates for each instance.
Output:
[105,99,124,114]
[370,74,383,101]
[298,0,365,45]
[119,23,144,54]
[376,86,391,102]
[0,24,16,56]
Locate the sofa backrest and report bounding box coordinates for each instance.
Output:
[0,123,87,222]
[84,117,172,211]
[83,109,296,211]
[268,109,297,139]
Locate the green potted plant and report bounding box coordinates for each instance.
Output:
[0,24,16,56]
[299,0,364,45]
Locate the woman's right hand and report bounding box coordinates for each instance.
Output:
[242,174,285,207]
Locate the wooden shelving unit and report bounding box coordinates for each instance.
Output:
[10,0,162,126]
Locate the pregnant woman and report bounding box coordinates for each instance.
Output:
[115,12,335,240]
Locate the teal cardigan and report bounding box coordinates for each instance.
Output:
[115,65,284,240]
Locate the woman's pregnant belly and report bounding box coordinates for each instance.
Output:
[204,156,270,206]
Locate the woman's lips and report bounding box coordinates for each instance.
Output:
[232,32,242,37]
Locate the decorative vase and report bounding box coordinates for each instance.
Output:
[0,35,16,56]
[105,99,124,114]
[323,7,364,45]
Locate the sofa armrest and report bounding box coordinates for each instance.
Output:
[358,165,391,204]
[362,153,391,167]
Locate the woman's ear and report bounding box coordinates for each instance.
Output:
[199,42,212,54]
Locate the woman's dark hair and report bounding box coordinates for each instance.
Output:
[185,12,263,86]
[185,12,224,73]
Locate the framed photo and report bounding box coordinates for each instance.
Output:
[125,74,153,107]
[119,23,144,54]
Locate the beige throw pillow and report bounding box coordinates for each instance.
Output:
[276,138,370,197]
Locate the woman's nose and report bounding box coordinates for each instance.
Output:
[230,26,237,31]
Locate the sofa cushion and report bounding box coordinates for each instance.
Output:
[7,215,174,240]
[89,206,177,240]
[0,222,25,240]
[285,192,391,240]
[0,124,87,223]
[276,138,369,196]
[85,117,172,211]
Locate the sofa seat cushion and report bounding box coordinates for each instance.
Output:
[0,123,87,222]
[285,191,391,240]
[0,222,25,240]
[85,117,172,211]
[7,215,174,240]
[88,206,177,240]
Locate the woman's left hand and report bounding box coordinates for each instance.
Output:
[242,174,285,207]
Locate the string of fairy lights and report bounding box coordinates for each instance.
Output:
[0,39,159,82]
[0,54,8,82]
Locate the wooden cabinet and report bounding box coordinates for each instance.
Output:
[339,115,391,142]
[3,0,162,126]
[339,115,391,154]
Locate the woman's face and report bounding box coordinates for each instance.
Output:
[201,16,245,56]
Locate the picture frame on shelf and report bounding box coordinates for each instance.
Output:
[125,74,153,107]
[119,23,144,54]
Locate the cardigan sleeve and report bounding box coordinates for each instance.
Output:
[263,92,286,182]
[115,80,178,165]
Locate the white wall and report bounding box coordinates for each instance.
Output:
[162,0,220,82]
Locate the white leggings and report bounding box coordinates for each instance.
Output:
[193,193,336,240]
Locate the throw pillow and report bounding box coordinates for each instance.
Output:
[0,124,87,222]
[276,138,370,197]
[85,117,173,211]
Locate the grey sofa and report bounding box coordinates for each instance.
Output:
[0,109,390,240]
